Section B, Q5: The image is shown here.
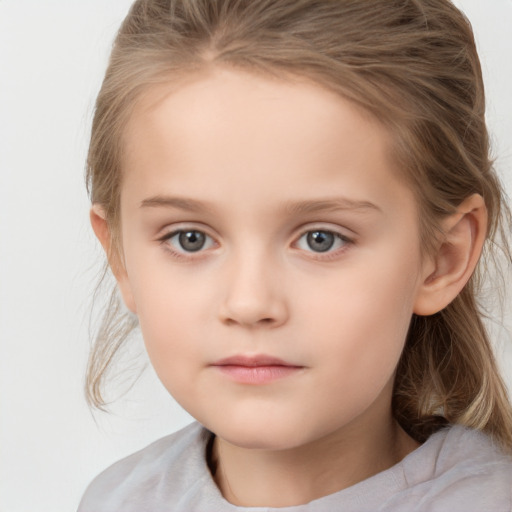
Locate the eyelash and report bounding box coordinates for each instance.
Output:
[157,229,217,261]
[295,230,352,261]
[157,227,353,261]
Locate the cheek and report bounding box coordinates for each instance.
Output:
[124,257,205,361]
[300,256,419,381]
[136,280,204,342]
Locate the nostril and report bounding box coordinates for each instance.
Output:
[220,313,283,328]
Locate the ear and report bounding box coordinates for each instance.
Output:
[90,205,137,313]
[413,194,487,316]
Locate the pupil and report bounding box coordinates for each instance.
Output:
[179,231,205,252]
[307,231,334,252]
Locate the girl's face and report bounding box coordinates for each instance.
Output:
[117,68,431,450]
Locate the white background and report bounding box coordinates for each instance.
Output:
[0,1,511,511]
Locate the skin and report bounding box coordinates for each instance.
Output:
[92,67,487,507]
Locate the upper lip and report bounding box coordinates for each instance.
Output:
[211,355,301,367]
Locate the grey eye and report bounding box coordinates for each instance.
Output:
[161,228,216,256]
[306,231,335,252]
[177,230,207,252]
[295,229,349,254]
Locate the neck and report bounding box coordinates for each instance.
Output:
[210,412,419,507]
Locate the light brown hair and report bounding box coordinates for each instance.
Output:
[86,0,512,449]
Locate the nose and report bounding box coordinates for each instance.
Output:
[218,251,289,329]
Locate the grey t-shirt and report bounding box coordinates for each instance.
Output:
[78,422,512,511]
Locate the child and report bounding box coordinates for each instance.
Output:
[79,0,512,510]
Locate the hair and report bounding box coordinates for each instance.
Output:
[86,0,512,450]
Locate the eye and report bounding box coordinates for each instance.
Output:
[296,230,349,253]
[162,229,215,253]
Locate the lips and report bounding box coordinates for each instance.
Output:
[213,355,296,367]
[211,355,304,384]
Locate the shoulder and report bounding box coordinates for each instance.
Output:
[398,425,512,511]
[77,422,214,512]
[419,424,512,476]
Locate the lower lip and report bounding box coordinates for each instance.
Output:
[214,365,302,384]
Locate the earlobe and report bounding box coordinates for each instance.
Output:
[413,194,487,316]
[90,205,137,313]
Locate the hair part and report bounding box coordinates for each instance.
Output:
[86,0,512,450]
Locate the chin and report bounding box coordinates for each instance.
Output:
[220,429,301,451]
[205,414,319,451]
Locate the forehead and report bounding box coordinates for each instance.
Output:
[123,67,387,161]
[120,67,415,218]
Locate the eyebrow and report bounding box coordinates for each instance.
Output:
[140,195,381,215]
[140,196,215,213]
[282,197,381,215]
